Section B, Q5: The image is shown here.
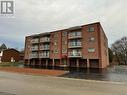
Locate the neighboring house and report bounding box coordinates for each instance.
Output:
[0,44,20,63]
[0,49,20,63]
[0,43,7,63]
[24,22,109,69]
[0,43,7,51]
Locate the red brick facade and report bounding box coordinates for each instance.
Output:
[0,49,20,62]
[24,22,109,68]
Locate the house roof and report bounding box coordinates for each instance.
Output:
[3,48,20,53]
[0,43,7,51]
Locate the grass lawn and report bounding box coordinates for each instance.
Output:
[0,62,24,67]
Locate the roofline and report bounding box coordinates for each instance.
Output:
[3,48,20,53]
[26,22,101,37]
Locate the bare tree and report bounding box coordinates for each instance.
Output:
[111,37,127,65]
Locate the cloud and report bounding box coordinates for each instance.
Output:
[0,0,127,49]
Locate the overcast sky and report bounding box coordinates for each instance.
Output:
[0,0,127,50]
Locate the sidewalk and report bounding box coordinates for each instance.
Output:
[0,67,68,76]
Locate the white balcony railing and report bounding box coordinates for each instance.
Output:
[40,45,50,50]
[40,37,50,42]
[30,53,38,58]
[39,53,50,58]
[68,42,82,48]
[31,39,39,43]
[68,51,82,57]
[68,32,82,39]
[31,46,38,51]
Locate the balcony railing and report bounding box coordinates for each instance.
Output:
[31,47,38,51]
[30,53,38,58]
[39,53,50,58]
[68,52,82,58]
[31,39,39,43]
[40,46,50,50]
[40,37,50,42]
[68,32,82,39]
[68,42,82,48]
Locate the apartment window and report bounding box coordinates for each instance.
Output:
[62,32,67,37]
[54,42,57,45]
[68,32,72,37]
[62,48,67,53]
[76,31,81,36]
[54,33,58,41]
[62,41,67,45]
[54,33,58,38]
[88,26,94,32]
[54,49,58,53]
[89,37,95,42]
[88,48,95,53]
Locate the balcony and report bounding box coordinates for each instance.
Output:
[68,42,82,48]
[31,39,39,44]
[40,45,50,50]
[39,53,50,58]
[30,53,38,58]
[40,37,50,43]
[31,46,38,51]
[68,51,82,58]
[68,32,82,39]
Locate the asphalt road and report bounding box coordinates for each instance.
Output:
[0,71,127,95]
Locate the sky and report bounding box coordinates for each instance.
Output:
[0,0,127,50]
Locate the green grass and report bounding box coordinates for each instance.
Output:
[0,62,24,67]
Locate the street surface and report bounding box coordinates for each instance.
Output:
[0,71,127,95]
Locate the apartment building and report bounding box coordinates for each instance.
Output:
[24,22,109,69]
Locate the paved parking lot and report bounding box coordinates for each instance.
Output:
[60,66,127,82]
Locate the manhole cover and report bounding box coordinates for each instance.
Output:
[0,92,16,95]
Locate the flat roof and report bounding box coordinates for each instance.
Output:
[26,22,101,37]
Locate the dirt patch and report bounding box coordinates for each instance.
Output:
[0,67,68,76]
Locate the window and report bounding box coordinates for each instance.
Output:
[62,40,67,45]
[89,37,95,42]
[88,26,94,32]
[62,48,67,53]
[54,33,58,41]
[54,42,57,45]
[54,49,58,53]
[62,32,67,37]
[75,31,81,36]
[88,48,95,53]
